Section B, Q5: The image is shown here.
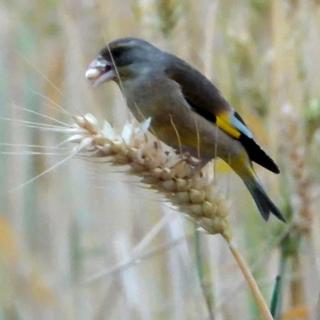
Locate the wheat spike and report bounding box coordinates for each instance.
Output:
[69,113,231,241]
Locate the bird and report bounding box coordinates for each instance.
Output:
[85,37,285,222]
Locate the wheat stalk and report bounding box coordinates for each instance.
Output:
[67,113,273,320]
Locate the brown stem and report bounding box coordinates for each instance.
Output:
[226,238,273,320]
[290,254,305,310]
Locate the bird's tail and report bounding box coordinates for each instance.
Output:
[239,168,285,222]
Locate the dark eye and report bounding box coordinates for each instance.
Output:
[110,47,126,59]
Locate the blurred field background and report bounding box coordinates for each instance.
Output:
[0,0,320,319]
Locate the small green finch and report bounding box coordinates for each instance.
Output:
[85,37,285,222]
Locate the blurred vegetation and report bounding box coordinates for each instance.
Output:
[0,0,319,319]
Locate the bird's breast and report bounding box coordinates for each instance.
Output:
[122,75,180,121]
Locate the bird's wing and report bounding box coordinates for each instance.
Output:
[165,55,280,173]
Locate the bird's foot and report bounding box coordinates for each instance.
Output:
[171,153,208,179]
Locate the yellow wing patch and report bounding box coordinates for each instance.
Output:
[216,114,241,139]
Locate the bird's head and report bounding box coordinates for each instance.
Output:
[85,37,162,86]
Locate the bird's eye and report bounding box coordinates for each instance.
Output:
[110,47,124,59]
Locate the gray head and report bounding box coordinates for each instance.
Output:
[85,38,163,86]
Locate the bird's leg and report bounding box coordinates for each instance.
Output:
[171,152,210,179]
[189,159,212,178]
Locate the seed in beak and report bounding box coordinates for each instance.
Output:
[85,68,101,80]
[85,58,115,86]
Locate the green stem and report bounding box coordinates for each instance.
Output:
[270,255,286,319]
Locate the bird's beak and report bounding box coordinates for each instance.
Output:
[85,56,116,87]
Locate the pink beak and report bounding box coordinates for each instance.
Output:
[85,56,116,87]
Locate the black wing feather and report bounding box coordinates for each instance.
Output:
[164,54,280,174]
[239,134,280,174]
[234,111,280,174]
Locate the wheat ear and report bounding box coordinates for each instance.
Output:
[68,113,273,320]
